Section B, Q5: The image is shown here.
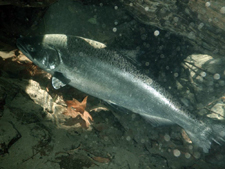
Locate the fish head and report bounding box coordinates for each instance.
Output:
[16,36,61,72]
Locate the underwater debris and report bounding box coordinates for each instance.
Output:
[0,121,21,156]
[88,154,111,164]
[0,0,57,7]
[63,96,93,128]
[0,94,6,116]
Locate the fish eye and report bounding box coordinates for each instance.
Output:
[27,44,35,52]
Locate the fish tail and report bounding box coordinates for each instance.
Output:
[185,124,225,153]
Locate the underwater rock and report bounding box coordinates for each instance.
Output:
[123,0,225,56]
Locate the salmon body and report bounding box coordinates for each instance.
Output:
[17,34,225,153]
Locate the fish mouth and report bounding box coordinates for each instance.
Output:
[16,38,33,60]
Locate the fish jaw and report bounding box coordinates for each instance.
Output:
[16,35,64,74]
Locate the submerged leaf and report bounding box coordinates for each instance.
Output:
[63,96,93,128]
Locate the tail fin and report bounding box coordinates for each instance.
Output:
[185,124,225,153]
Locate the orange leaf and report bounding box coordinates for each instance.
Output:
[63,96,93,128]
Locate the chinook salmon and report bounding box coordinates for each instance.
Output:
[17,34,225,153]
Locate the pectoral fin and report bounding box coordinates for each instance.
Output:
[52,72,71,89]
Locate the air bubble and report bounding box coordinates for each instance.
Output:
[219,80,225,86]
[174,73,179,78]
[185,153,191,159]
[219,131,225,137]
[145,7,149,11]
[102,24,106,28]
[220,7,225,14]
[193,152,201,159]
[112,27,117,32]
[198,23,204,30]
[209,87,214,92]
[205,2,210,7]
[173,149,181,157]
[208,80,214,87]
[207,81,214,86]
[148,78,153,85]
[197,76,203,82]
[114,6,118,10]
[145,70,150,74]
[201,72,206,77]
[104,136,109,141]
[214,73,220,80]
[173,17,179,22]
[99,3,103,7]
[131,114,136,120]
[141,34,147,40]
[79,52,84,56]
[141,139,145,143]
[145,62,150,66]
[126,136,131,141]
[154,30,160,36]
[164,134,170,142]
[188,32,196,39]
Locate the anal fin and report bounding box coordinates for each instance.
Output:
[141,114,175,127]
